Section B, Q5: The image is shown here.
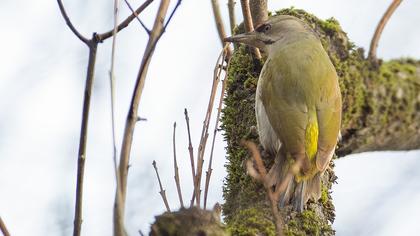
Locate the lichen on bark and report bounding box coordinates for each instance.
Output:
[150,207,227,236]
[221,7,420,235]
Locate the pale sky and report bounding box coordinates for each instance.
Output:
[0,0,419,235]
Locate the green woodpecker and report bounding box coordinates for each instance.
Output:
[225,15,342,212]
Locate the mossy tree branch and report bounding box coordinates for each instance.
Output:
[221,8,419,235]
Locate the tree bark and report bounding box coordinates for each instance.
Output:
[221,8,420,235]
[249,0,268,27]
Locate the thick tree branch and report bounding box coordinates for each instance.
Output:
[249,0,267,27]
[337,59,420,156]
[368,0,403,62]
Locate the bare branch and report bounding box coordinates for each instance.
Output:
[109,1,127,235]
[98,0,154,41]
[123,0,151,34]
[0,216,10,236]
[115,0,179,233]
[192,48,227,207]
[204,49,230,209]
[241,140,284,236]
[173,122,184,207]
[368,0,403,62]
[56,0,89,45]
[57,1,155,235]
[242,139,306,235]
[110,0,120,170]
[73,41,98,236]
[227,0,236,35]
[152,161,171,212]
[239,0,261,59]
[184,108,196,202]
[210,0,232,58]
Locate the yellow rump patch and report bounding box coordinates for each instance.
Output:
[305,114,318,161]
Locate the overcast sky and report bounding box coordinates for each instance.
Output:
[0,0,419,235]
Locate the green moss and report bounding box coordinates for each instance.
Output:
[227,208,276,236]
[150,207,228,236]
[284,210,334,236]
[366,59,420,136]
[222,45,266,224]
[320,185,329,205]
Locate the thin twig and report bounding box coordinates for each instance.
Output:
[98,0,154,40]
[184,109,197,207]
[239,0,261,59]
[227,0,236,35]
[152,161,171,212]
[164,0,182,29]
[204,48,230,209]
[192,48,227,207]
[110,0,120,175]
[210,0,232,58]
[242,140,284,236]
[56,0,89,45]
[123,0,151,34]
[72,40,98,236]
[242,140,306,236]
[56,1,154,235]
[368,0,403,62]
[173,122,184,207]
[109,1,127,235]
[0,216,10,236]
[115,0,179,234]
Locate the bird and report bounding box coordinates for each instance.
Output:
[225,15,342,212]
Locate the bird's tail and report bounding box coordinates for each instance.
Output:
[266,151,322,212]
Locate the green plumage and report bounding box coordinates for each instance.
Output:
[226,15,342,211]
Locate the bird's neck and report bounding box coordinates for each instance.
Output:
[268,31,318,56]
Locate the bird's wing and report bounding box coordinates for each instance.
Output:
[256,83,281,154]
[315,70,342,172]
[259,57,308,158]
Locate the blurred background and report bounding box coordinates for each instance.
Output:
[0,0,419,235]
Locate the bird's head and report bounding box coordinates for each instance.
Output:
[224,15,313,52]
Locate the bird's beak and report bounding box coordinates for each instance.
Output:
[224,32,261,48]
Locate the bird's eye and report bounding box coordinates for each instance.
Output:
[256,23,271,33]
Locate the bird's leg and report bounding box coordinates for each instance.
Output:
[293,180,306,212]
